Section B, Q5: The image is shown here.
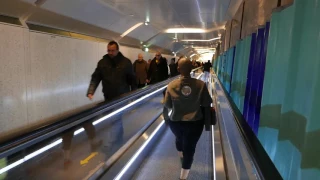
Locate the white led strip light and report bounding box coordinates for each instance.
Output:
[0,86,167,175]
[210,91,217,180]
[120,22,143,37]
[212,124,216,180]
[114,120,165,180]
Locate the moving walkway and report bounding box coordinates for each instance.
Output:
[0,69,279,180]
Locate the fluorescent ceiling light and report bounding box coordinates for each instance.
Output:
[196,49,215,52]
[164,26,224,34]
[181,37,221,42]
[195,48,216,50]
[192,46,215,48]
[165,28,206,33]
[190,53,197,58]
[120,22,143,37]
[200,52,215,54]
[197,51,215,53]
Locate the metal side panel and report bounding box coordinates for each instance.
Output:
[213,122,227,180]
[213,74,261,180]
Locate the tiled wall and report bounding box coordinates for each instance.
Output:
[0,24,28,138]
[0,23,169,141]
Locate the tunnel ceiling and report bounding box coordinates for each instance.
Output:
[0,0,242,55]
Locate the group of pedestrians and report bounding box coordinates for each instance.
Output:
[62,41,178,165]
[63,40,213,180]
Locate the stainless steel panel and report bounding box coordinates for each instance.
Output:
[213,75,262,179]
[41,0,123,29]
[21,0,38,4]
[242,0,277,38]
[1,0,243,50]
[127,25,160,42]
[0,0,34,18]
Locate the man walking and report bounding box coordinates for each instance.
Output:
[87,41,137,100]
[133,53,148,88]
[147,51,169,84]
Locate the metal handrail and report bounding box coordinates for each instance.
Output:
[209,75,228,180]
[213,73,265,180]
[0,68,201,159]
[0,78,172,158]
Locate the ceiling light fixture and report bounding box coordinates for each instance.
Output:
[165,28,206,33]
[181,37,221,42]
[192,46,215,49]
[194,48,216,50]
[190,54,197,58]
[164,26,225,34]
[196,48,215,51]
[120,22,143,38]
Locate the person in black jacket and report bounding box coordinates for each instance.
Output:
[169,58,179,77]
[164,58,212,180]
[146,51,169,84]
[203,60,212,83]
[62,41,136,166]
[87,41,137,100]
[87,40,137,151]
[203,60,212,72]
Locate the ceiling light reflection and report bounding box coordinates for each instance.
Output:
[190,54,197,58]
[120,22,143,37]
[165,28,206,33]
[181,37,221,42]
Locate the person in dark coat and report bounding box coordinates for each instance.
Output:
[169,58,179,77]
[147,59,152,71]
[164,58,212,180]
[203,60,212,72]
[133,53,148,88]
[146,51,169,84]
[87,41,137,100]
[87,40,137,152]
[203,60,212,83]
[62,41,136,166]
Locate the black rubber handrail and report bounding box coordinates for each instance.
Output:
[0,78,171,158]
[0,68,202,159]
